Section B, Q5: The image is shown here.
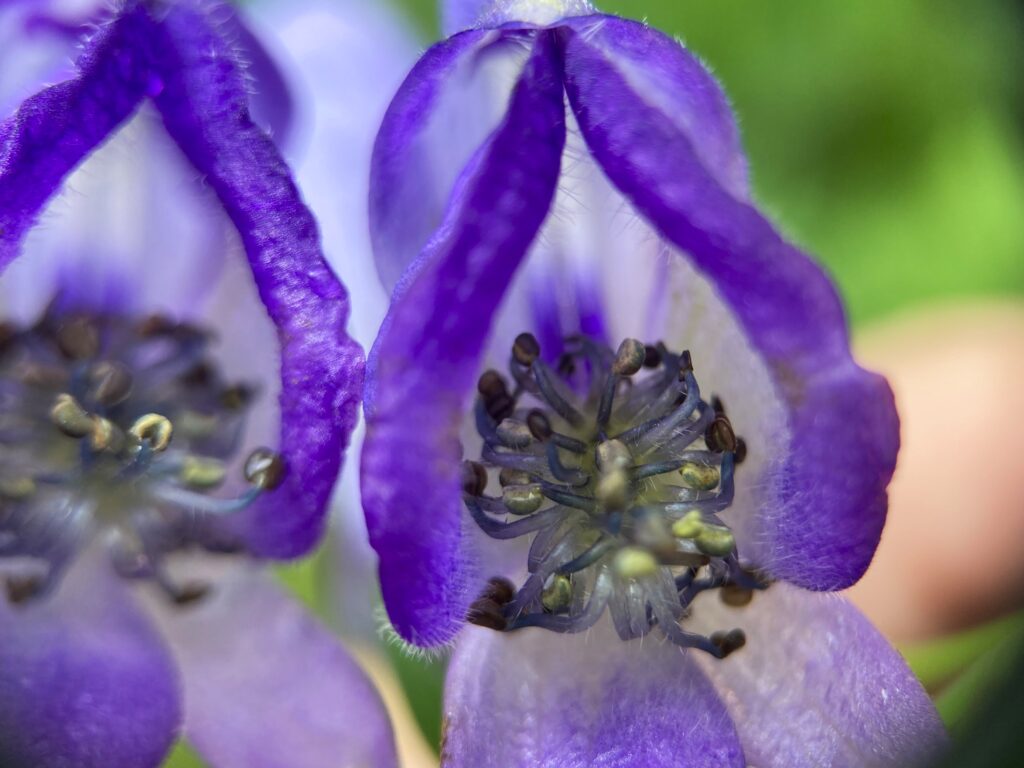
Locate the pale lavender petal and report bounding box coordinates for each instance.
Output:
[689,582,947,767]
[443,620,744,767]
[362,32,565,646]
[561,18,899,590]
[442,0,595,34]
[146,566,397,768]
[0,553,180,768]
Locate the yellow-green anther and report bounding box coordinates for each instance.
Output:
[0,476,35,499]
[596,468,629,509]
[502,484,543,515]
[613,546,659,579]
[671,509,705,539]
[596,439,631,471]
[89,417,125,454]
[679,462,720,491]
[181,456,227,489]
[177,410,218,439]
[50,393,93,438]
[541,573,572,613]
[129,413,173,452]
[695,526,735,557]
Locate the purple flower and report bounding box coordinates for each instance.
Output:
[0,2,396,766]
[361,0,947,764]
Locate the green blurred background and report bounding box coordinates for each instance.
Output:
[169,0,1024,765]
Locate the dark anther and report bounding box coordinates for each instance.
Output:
[710,628,747,658]
[91,361,134,406]
[711,395,725,415]
[137,314,177,337]
[466,576,516,630]
[477,370,507,399]
[172,582,211,606]
[556,353,576,376]
[734,437,747,464]
[5,575,42,604]
[526,409,552,440]
[180,362,213,387]
[512,332,540,366]
[612,338,646,376]
[642,344,662,368]
[678,349,694,378]
[244,448,286,490]
[719,583,754,607]
[461,461,488,496]
[484,393,515,423]
[705,414,738,453]
[55,317,99,360]
[221,384,253,410]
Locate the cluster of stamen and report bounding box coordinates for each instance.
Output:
[0,308,283,605]
[463,333,766,658]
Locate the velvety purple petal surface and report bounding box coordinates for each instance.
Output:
[443,620,744,767]
[0,554,181,768]
[561,18,899,590]
[369,27,516,292]
[147,2,363,558]
[146,566,397,768]
[689,582,947,767]
[362,32,565,646]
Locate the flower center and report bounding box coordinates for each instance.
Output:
[0,308,282,605]
[462,333,766,658]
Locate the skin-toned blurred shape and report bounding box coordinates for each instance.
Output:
[849,301,1024,643]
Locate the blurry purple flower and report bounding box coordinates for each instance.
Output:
[361,0,947,765]
[0,2,395,766]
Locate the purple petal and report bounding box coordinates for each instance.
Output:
[362,32,565,646]
[147,2,364,558]
[442,0,596,34]
[145,566,397,768]
[0,553,180,768]
[689,582,947,767]
[443,620,744,767]
[560,18,899,590]
[369,27,530,292]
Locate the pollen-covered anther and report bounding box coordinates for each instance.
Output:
[181,456,227,489]
[613,547,659,580]
[710,628,747,658]
[611,338,645,376]
[129,413,173,452]
[541,573,572,613]
[502,484,543,515]
[678,461,720,491]
[90,416,126,454]
[50,393,94,438]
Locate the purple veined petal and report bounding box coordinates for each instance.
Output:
[148,1,364,558]
[688,582,947,767]
[443,619,745,767]
[561,20,899,591]
[369,26,534,293]
[362,31,566,647]
[561,14,749,199]
[0,551,181,768]
[143,564,397,768]
[442,0,596,35]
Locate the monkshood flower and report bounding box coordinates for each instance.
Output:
[361,0,947,765]
[0,2,396,766]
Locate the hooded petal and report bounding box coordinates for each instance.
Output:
[560,17,899,590]
[362,32,565,646]
[443,0,596,35]
[369,27,532,292]
[145,565,397,768]
[689,582,947,767]
[443,619,744,767]
[0,553,180,768]
[0,0,363,559]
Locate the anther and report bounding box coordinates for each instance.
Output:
[671,510,705,540]
[734,438,747,464]
[129,413,173,452]
[596,439,631,472]
[705,415,737,453]
[512,333,540,366]
[462,461,488,496]
[90,417,126,454]
[642,344,662,369]
[596,469,629,510]
[720,583,754,607]
[613,546,658,580]
[498,467,531,487]
[526,410,552,440]
[502,485,543,515]
[244,448,286,490]
[181,456,227,489]
[678,349,694,378]
[0,476,36,500]
[694,526,735,557]
[710,628,746,658]
[496,419,533,449]
[611,338,646,376]
[55,316,99,360]
[220,385,253,411]
[5,575,42,604]
[50,393,94,438]
[477,370,507,399]
[90,361,133,406]
[678,462,720,491]
[137,314,177,337]
[466,577,516,631]
[172,582,211,606]
[541,573,572,613]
